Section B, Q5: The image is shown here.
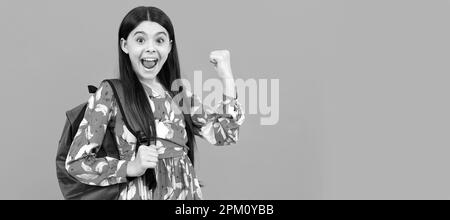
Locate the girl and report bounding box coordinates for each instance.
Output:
[65,6,244,200]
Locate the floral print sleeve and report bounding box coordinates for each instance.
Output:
[65,81,128,186]
[186,91,245,146]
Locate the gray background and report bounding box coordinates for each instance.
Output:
[0,0,449,199]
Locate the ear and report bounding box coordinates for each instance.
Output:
[120,38,129,54]
[169,40,173,53]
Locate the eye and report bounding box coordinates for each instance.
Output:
[136,37,145,44]
[156,38,165,44]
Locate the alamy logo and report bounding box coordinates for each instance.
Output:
[170,71,279,125]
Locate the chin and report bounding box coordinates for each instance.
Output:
[141,71,159,80]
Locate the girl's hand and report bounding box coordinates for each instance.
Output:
[209,50,234,80]
[126,144,158,177]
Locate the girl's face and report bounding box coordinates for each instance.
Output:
[121,21,172,82]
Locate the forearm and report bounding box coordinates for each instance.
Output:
[66,155,129,186]
[222,77,236,98]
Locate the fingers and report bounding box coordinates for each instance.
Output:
[142,161,157,169]
[138,144,158,153]
[137,145,159,163]
[209,50,230,62]
[210,50,230,57]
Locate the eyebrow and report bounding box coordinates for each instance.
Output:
[133,31,168,37]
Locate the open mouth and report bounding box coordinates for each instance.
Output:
[141,58,158,70]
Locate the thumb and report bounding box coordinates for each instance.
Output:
[148,144,159,150]
[210,58,218,65]
[209,56,218,66]
[138,145,151,152]
[209,52,220,64]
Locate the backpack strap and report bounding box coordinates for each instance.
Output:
[103,79,157,189]
[102,79,141,140]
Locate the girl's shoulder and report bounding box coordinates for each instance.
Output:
[95,80,116,104]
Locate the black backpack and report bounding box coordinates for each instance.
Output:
[56,79,155,200]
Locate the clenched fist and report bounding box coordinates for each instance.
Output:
[126,144,159,177]
[210,50,234,80]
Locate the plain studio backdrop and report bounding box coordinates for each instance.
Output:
[0,0,450,200]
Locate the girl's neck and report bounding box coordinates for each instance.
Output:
[140,77,166,97]
[140,77,159,87]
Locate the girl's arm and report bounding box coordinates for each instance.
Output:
[186,50,245,145]
[187,91,245,146]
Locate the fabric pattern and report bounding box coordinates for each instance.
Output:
[65,81,244,200]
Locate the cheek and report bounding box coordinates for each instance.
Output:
[159,48,171,61]
[129,50,142,64]
[127,52,142,72]
[126,43,142,59]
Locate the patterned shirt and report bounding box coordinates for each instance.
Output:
[65,80,245,199]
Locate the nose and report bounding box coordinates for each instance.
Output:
[145,42,156,53]
[146,47,156,53]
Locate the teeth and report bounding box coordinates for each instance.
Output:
[142,58,157,62]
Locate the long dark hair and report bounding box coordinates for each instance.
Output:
[118,6,196,164]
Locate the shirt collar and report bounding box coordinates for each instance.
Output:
[141,82,168,98]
